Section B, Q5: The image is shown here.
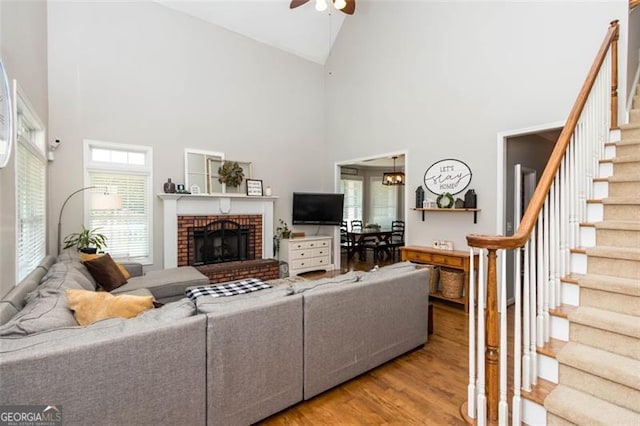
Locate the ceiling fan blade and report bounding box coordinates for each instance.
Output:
[290,0,312,9]
[340,0,356,15]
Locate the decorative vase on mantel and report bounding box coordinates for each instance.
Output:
[164,178,176,193]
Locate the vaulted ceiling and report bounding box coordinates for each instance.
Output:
[155,0,347,64]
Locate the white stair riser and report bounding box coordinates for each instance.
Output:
[561,282,580,307]
[580,226,596,248]
[587,203,604,222]
[592,181,608,199]
[522,398,548,426]
[609,129,621,142]
[538,353,559,383]
[599,162,613,178]
[571,252,587,275]
[604,144,616,159]
[550,314,570,341]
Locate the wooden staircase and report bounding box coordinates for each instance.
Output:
[520,85,640,425]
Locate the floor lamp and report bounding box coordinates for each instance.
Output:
[57,186,122,255]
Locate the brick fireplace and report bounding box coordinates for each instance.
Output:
[159,194,279,283]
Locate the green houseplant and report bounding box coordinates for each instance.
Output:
[63,225,108,254]
[273,219,292,257]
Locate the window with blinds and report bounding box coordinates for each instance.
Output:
[15,83,47,283]
[84,141,153,264]
[369,176,399,228]
[340,178,363,225]
[16,140,46,281]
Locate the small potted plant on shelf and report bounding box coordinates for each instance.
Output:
[217,161,245,187]
[273,219,292,257]
[63,225,108,254]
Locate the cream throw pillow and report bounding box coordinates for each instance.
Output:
[66,289,154,326]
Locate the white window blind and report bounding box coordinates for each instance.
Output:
[85,141,152,263]
[369,176,398,228]
[340,178,363,224]
[17,139,46,281]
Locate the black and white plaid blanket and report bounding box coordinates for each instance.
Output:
[186,278,271,301]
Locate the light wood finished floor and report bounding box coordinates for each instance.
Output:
[260,253,470,425]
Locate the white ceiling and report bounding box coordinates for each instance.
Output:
[155,0,346,64]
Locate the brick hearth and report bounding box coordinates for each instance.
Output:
[196,259,280,284]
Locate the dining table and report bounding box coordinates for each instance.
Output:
[347,228,394,261]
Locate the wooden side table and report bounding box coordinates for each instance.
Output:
[401,246,479,312]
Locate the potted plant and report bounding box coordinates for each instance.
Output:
[63,225,108,254]
[217,161,245,187]
[273,219,292,257]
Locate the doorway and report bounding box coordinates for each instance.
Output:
[500,125,561,302]
[334,152,407,270]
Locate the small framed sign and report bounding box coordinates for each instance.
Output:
[246,179,263,196]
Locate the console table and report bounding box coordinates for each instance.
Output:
[400,246,478,312]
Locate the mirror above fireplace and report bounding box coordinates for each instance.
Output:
[184,148,253,194]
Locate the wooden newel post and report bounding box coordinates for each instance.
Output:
[610,19,619,129]
[485,249,499,422]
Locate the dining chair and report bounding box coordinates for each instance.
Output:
[340,221,357,261]
[386,220,406,261]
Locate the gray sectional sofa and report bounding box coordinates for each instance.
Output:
[0,250,430,426]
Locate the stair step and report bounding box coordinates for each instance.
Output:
[557,342,640,390]
[612,154,640,177]
[614,138,640,159]
[579,273,640,297]
[603,197,640,221]
[549,303,577,319]
[620,122,640,139]
[560,273,583,285]
[595,220,640,248]
[631,108,640,123]
[606,175,640,197]
[521,377,555,406]
[569,307,640,340]
[537,337,567,358]
[585,246,640,280]
[545,385,639,426]
[559,364,640,412]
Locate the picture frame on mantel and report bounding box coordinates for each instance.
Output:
[246,179,263,196]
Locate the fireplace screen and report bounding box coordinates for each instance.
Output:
[188,219,256,265]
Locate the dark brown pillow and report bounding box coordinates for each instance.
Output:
[83,253,128,292]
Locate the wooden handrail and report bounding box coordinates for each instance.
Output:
[631,0,640,10]
[467,20,619,250]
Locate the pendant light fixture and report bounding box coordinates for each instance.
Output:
[382,156,405,186]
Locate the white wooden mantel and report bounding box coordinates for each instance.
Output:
[158,193,277,268]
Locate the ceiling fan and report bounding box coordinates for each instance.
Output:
[290,0,356,15]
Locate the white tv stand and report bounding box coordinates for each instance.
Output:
[280,235,332,276]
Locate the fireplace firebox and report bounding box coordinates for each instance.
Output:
[188,219,255,266]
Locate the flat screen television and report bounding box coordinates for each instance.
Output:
[292,192,344,226]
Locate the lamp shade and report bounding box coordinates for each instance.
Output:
[91,193,122,210]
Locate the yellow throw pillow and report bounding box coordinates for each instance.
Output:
[66,289,154,326]
[80,252,132,280]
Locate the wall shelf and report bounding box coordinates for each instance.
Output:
[411,207,481,223]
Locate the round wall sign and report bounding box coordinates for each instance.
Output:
[423,159,472,195]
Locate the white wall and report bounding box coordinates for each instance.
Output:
[47,1,328,269]
[325,1,628,252]
[0,0,48,297]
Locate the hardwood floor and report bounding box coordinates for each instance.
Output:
[260,253,470,425]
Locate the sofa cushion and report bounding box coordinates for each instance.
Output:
[66,289,154,326]
[0,302,18,326]
[0,289,78,337]
[289,271,363,294]
[83,253,128,292]
[111,267,209,300]
[2,264,49,310]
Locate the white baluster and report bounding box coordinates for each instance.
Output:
[477,249,486,426]
[499,250,508,426]
[522,241,531,392]
[468,248,476,419]
[537,215,544,348]
[543,195,551,344]
[512,246,522,426]
[530,225,538,385]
